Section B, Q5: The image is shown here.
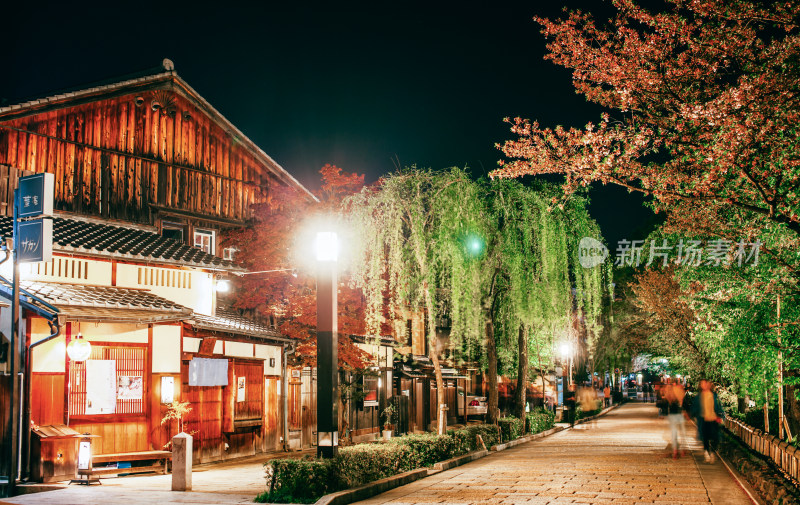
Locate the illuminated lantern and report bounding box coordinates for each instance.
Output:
[66,334,91,362]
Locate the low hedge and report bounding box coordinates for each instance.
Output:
[258,426,500,503]
[498,416,524,442]
[260,458,334,504]
[451,423,499,449]
[526,408,555,434]
[385,432,465,468]
[576,406,602,420]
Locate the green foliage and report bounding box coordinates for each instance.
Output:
[260,458,335,504]
[347,169,609,380]
[449,424,500,449]
[576,406,602,420]
[385,433,464,468]
[335,444,413,489]
[525,408,555,434]
[497,416,524,441]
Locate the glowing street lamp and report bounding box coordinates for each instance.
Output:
[315,231,339,458]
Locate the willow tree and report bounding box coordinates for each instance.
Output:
[479,182,607,424]
[347,167,485,434]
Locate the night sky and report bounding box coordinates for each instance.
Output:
[2,1,652,246]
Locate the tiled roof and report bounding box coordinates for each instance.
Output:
[0,215,241,270]
[21,281,190,312]
[189,308,286,340]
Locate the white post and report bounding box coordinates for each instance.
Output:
[172,432,192,491]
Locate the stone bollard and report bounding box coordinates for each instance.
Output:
[172,432,193,491]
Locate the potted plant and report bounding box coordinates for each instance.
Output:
[381,404,395,440]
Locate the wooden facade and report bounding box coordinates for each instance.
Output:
[0,65,311,481]
[0,72,313,228]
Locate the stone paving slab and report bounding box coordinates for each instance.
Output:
[353,404,754,505]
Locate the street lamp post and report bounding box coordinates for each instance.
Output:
[315,232,339,458]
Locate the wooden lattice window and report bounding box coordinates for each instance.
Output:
[68,343,146,417]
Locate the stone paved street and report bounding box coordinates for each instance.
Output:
[355,404,756,505]
[1,404,758,505]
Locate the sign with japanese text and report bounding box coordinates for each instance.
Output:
[17,218,52,263]
[17,173,54,218]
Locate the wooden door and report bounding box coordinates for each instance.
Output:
[414,380,425,432]
[263,378,280,451]
[300,368,316,448]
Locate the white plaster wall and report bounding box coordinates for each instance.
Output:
[116,264,214,315]
[0,306,10,373]
[152,325,181,373]
[225,340,253,358]
[183,336,201,353]
[17,256,112,286]
[213,340,222,354]
[255,344,282,375]
[31,336,66,373]
[77,322,148,343]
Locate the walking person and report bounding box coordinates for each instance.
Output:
[691,379,724,463]
[664,380,687,458]
[564,384,577,427]
[603,384,611,408]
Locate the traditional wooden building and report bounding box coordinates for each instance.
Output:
[0,59,315,481]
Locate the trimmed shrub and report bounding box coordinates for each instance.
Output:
[335,443,413,488]
[259,457,334,504]
[451,424,499,449]
[576,406,602,420]
[526,408,555,434]
[498,416,523,442]
[260,428,496,503]
[386,433,464,468]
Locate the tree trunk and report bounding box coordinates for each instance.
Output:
[486,317,499,425]
[786,381,800,438]
[483,266,501,425]
[514,324,528,427]
[423,287,447,434]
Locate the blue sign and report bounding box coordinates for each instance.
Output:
[18,173,54,218]
[17,219,53,263]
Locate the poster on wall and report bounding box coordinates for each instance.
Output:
[117,376,143,400]
[237,376,246,402]
[86,360,116,414]
[161,376,175,404]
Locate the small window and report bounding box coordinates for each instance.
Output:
[363,375,379,407]
[194,229,215,255]
[162,222,185,242]
[222,247,237,261]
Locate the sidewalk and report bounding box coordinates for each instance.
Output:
[3,449,314,505]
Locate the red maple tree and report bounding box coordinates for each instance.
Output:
[492,0,800,253]
[221,165,373,370]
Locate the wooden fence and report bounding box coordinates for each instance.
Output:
[724,416,800,482]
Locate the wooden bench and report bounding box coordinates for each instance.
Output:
[78,450,172,479]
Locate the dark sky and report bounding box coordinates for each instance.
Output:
[2,0,653,246]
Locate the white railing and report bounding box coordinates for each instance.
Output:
[724,417,800,482]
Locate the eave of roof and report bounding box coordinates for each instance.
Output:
[0,215,244,272]
[0,65,317,203]
[188,309,291,343]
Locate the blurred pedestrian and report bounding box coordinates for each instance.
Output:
[603,384,611,408]
[564,384,576,427]
[664,380,687,458]
[578,386,599,428]
[691,379,725,463]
